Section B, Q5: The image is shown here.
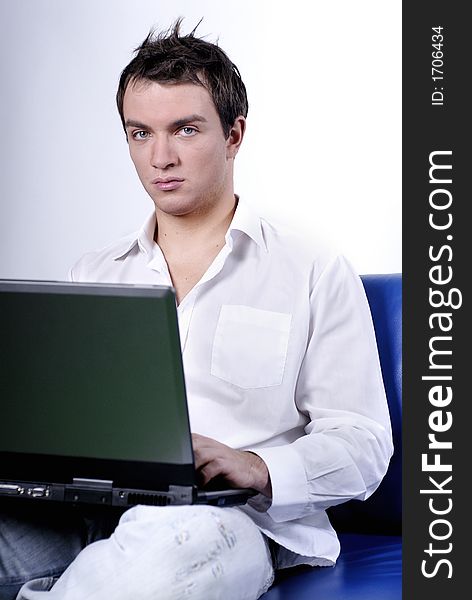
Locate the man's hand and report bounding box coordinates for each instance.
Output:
[192,433,272,498]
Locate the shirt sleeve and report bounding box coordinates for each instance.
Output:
[251,255,394,523]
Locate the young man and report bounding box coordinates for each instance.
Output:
[2,20,393,600]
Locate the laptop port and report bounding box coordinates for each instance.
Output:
[0,483,25,496]
[27,486,50,498]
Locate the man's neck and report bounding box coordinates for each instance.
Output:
[154,195,238,255]
[153,194,238,305]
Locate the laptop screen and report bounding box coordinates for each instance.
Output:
[0,281,193,466]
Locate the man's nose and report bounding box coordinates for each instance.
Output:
[150,136,178,169]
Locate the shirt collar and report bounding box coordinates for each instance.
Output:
[112,212,156,260]
[226,197,267,252]
[112,197,267,261]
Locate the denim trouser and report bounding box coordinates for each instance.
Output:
[0,501,274,600]
[0,500,119,600]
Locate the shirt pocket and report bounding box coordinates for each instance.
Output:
[211,305,292,389]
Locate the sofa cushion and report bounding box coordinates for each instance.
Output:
[263,533,402,599]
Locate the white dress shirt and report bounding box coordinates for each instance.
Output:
[69,199,393,568]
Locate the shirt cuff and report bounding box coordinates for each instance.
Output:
[249,444,309,523]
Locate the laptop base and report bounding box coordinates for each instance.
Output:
[0,479,256,508]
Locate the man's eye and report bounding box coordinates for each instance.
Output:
[132,130,149,140]
[179,127,197,137]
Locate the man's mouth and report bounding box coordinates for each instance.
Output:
[152,178,184,191]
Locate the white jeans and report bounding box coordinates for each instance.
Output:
[16,505,274,600]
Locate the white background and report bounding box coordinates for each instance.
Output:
[0,0,401,279]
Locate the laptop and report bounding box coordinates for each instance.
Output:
[0,280,256,509]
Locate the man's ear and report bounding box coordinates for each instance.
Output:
[226,116,246,159]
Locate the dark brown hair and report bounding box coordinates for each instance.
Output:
[116,18,248,138]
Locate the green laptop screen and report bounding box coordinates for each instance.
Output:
[0,283,193,465]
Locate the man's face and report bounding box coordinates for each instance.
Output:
[123,79,240,217]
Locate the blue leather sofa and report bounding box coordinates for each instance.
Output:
[263,273,402,599]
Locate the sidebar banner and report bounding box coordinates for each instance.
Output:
[403,2,468,599]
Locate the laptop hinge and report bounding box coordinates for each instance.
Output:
[72,478,113,489]
[65,478,114,505]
